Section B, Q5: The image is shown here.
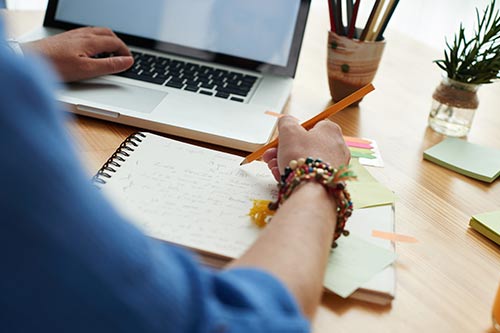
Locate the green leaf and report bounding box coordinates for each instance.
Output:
[434,0,500,84]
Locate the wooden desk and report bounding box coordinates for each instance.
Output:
[3,5,500,332]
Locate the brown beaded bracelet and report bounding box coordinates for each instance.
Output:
[249,157,356,248]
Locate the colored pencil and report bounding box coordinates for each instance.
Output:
[327,0,336,32]
[375,0,400,40]
[365,0,386,41]
[332,0,341,34]
[346,0,354,32]
[240,83,375,166]
[334,0,345,35]
[347,0,361,38]
[359,0,381,41]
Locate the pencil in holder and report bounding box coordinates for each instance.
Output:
[327,31,385,105]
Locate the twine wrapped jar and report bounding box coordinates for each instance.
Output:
[428,77,480,137]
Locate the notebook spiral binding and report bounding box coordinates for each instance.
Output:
[92,132,146,186]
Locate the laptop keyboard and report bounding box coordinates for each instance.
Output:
[115,51,259,103]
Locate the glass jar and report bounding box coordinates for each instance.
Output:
[428,77,480,137]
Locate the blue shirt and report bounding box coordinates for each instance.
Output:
[0,22,309,333]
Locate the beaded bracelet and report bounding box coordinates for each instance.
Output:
[249,157,356,248]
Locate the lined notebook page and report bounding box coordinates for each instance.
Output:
[102,133,277,258]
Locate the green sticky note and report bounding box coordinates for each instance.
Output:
[347,159,397,208]
[349,147,374,154]
[423,138,500,183]
[350,151,377,159]
[324,235,397,298]
[470,211,500,246]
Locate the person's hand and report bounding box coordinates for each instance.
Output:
[22,27,134,82]
[262,116,350,181]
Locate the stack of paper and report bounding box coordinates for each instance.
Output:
[470,211,500,245]
[325,205,397,304]
[424,138,500,183]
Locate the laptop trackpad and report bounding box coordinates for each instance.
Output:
[66,79,167,113]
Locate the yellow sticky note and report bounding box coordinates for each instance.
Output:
[470,211,500,245]
[347,159,397,209]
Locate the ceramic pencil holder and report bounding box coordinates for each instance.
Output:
[327,31,386,105]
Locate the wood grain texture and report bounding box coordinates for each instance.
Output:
[3,5,500,332]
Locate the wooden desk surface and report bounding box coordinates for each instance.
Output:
[3,5,500,333]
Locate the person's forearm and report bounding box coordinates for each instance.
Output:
[229,182,336,319]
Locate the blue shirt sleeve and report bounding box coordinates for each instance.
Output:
[0,23,309,333]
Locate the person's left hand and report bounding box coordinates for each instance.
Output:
[22,27,134,82]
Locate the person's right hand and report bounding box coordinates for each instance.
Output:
[262,116,350,181]
[21,27,134,82]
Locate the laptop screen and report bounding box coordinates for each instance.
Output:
[44,0,310,77]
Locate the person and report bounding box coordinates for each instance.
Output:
[0,19,351,332]
[18,27,134,82]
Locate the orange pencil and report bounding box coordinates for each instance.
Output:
[240,83,375,165]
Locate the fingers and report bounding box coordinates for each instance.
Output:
[266,157,279,181]
[267,158,278,170]
[73,26,117,37]
[86,27,117,37]
[262,148,280,181]
[86,36,132,57]
[271,167,281,182]
[80,56,134,79]
[69,27,131,57]
[262,148,277,163]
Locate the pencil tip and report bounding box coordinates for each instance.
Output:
[240,159,248,166]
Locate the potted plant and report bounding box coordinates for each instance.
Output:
[428,0,500,137]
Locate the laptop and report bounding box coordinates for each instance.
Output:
[21,0,311,151]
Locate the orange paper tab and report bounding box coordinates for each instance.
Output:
[343,136,372,144]
[264,110,285,118]
[372,230,418,243]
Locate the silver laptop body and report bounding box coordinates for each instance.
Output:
[21,0,311,151]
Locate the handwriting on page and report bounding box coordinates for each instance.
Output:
[103,135,277,259]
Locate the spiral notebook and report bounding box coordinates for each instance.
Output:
[94,132,396,304]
